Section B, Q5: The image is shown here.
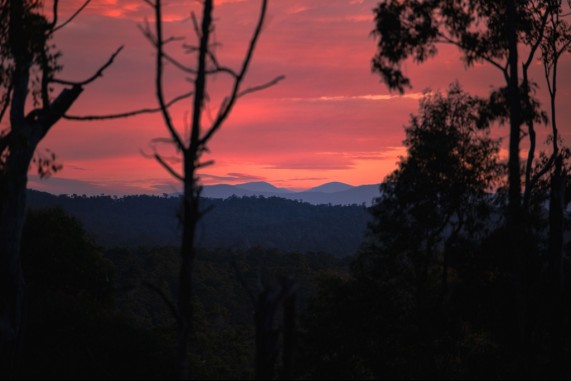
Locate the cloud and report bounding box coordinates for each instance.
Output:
[201,172,266,184]
[283,93,426,102]
[288,5,312,15]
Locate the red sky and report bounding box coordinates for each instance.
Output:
[25,0,571,195]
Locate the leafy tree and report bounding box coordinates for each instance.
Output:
[0,1,188,368]
[0,0,118,365]
[355,84,502,294]
[370,0,570,362]
[370,0,557,216]
[140,0,283,377]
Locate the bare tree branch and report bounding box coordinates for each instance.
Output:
[50,0,59,29]
[200,0,269,145]
[155,153,184,181]
[51,0,92,34]
[63,91,193,120]
[196,159,214,169]
[191,11,201,40]
[51,46,124,87]
[155,0,185,151]
[237,75,285,98]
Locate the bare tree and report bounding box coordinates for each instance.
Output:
[141,0,283,378]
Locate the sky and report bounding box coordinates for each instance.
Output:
[24,0,571,195]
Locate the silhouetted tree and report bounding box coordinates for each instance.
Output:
[371,1,556,216]
[539,0,571,368]
[0,1,189,373]
[355,83,501,303]
[0,1,120,369]
[141,0,283,378]
[370,0,568,364]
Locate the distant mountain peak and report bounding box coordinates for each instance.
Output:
[234,181,291,193]
[307,182,354,193]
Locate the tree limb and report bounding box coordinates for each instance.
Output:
[51,0,92,34]
[155,153,184,181]
[63,91,193,120]
[0,82,13,125]
[200,0,269,146]
[237,75,285,99]
[50,0,59,29]
[154,0,185,151]
[51,46,124,87]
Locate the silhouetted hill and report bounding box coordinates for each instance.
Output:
[234,181,292,193]
[307,182,353,193]
[27,190,370,257]
[201,182,380,206]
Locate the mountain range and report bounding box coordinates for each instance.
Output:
[201,181,380,206]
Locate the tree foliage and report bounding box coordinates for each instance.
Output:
[355,84,502,284]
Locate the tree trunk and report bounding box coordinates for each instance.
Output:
[506,0,529,373]
[178,158,200,380]
[548,156,564,372]
[0,137,35,377]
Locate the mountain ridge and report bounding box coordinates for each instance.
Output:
[201,181,380,206]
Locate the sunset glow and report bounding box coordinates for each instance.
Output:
[26,0,571,195]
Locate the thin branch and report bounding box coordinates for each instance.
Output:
[0,82,13,124]
[522,4,551,71]
[151,136,180,146]
[189,0,213,151]
[51,46,124,87]
[164,52,197,74]
[155,153,184,181]
[0,131,10,154]
[237,75,285,98]
[155,0,185,150]
[196,159,214,168]
[63,91,193,120]
[51,0,91,34]
[191,11,201,39]
[435,32,508,76]
[200,0,269,146]
[50,0,59,29]
[531,154,556,189]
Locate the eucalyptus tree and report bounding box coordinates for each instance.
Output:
[0,1,188,372]
[370,0,569,362]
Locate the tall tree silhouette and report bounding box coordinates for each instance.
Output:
[370,0,567,365]
[539,0,571,368]
[355,83,502,299]
[0,1,189,373]
[141,0,283,378]
[0,1,118,369]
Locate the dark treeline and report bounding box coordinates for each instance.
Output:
[27,190,370,258]
[19,207,348,379]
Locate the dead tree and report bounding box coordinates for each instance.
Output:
[142,0,283,378]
